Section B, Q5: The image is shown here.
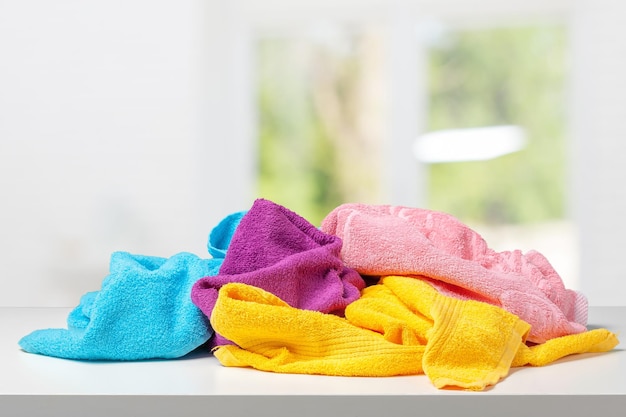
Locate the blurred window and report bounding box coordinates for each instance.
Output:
[254,19,576,288]
[425,24,567,226]
[256,25,385,225]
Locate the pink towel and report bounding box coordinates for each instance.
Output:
[321,203,588,343]
[192,199,365,346]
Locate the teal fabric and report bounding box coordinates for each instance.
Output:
[18,209,246,361]
[19,252,221,360]
[208,211,247,259]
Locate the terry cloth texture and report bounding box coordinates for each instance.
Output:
[511,327,619,367]
[211,282,426,378]
[347,276,532,390]
[19,252,222,360]
[211,277,531,390]
[208,210,247,259]
[211,277,618,390]
[355,276,617,389]
[191,198,366,346]
[321,203,587,343]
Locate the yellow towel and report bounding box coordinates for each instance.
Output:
[512,328,619,367]
[360,276,618,387]
[210,279,529,389]
[210,278,619,390]
[211,282,424,377]
[346,276,531,390]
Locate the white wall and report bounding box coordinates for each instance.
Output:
[0,0,253,306]
[569,0,626,306]
[1,0,625,307]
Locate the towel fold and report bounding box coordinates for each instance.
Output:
[321,203,587,343]
[512,328,619,367]
[191,199,366,346]
[211,282,425,378]
[347,276,531,390]
[211,278,529,390]
[19,252,222,360]
[211,277,618,390]
[208,210,247,259]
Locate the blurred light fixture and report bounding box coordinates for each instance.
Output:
[413,125,527,163]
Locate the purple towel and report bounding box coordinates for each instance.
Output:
[191,199,365,346]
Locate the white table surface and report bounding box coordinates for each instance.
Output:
[2,306,625,417]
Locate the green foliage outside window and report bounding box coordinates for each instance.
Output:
[257,24,567,226]
[257,39,343,225]
[426,25,567,225]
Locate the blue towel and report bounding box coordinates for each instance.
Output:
[19,252,222,360]
[208,210,247,259]
[18,209,245,360]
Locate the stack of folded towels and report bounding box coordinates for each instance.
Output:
[19,198,619,391]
